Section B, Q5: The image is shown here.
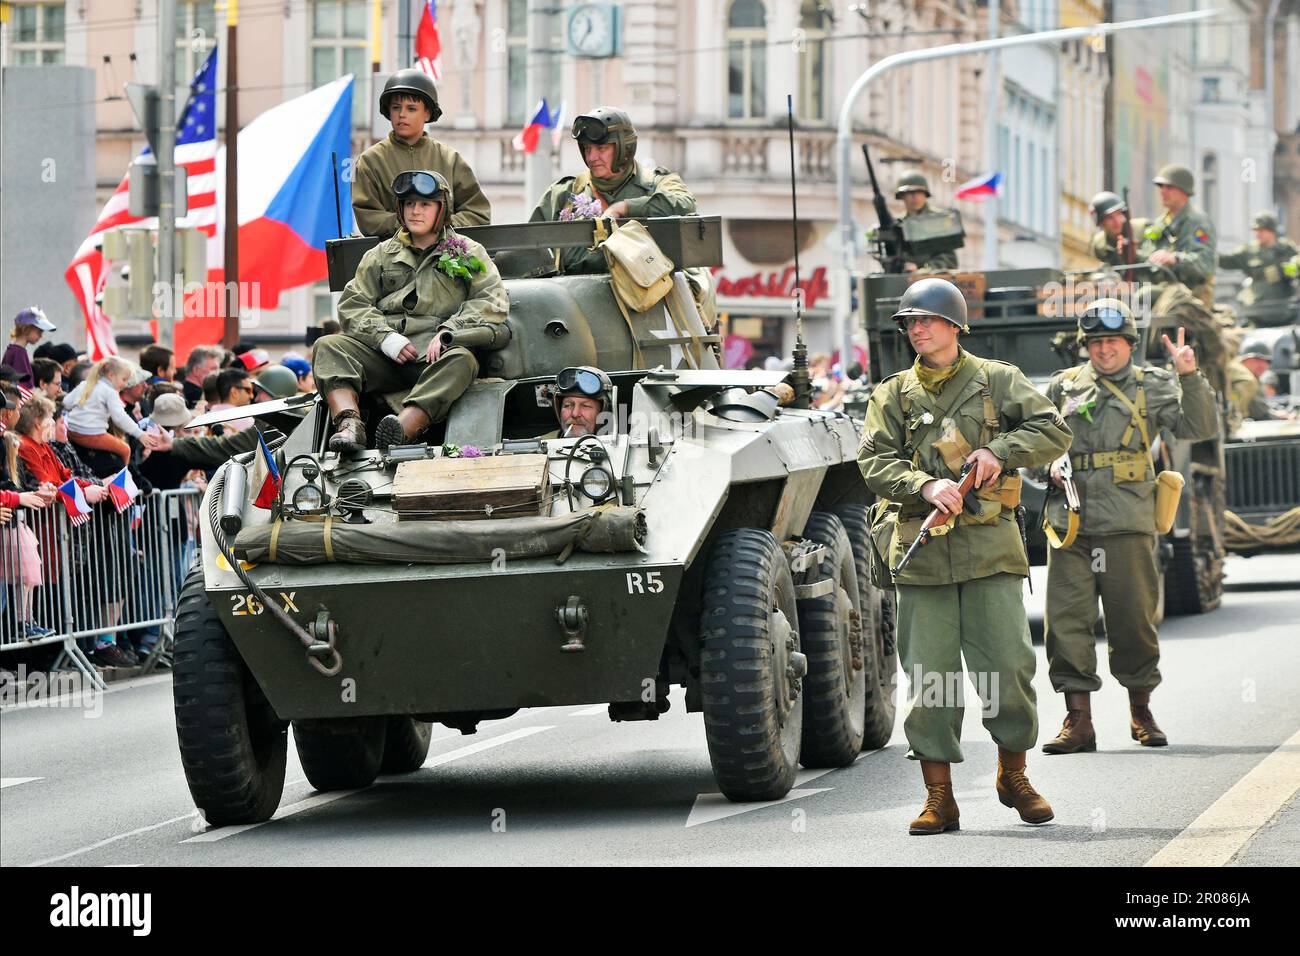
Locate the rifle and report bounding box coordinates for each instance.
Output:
[1120,186,1136,266]
[891,462,981,577]
[862,144,906,274]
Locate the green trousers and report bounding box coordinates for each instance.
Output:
[312,333,478,423]
[1044,532,1161,694]
[895,573,1038,763]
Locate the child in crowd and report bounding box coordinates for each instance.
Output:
[63,356,161,469]
[3,307,57,389]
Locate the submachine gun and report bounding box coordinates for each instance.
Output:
[862,145,966,274]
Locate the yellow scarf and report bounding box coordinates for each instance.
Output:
[913,349,967,395]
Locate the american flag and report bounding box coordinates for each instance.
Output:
[415,1,443,81]
[64,50,220,361]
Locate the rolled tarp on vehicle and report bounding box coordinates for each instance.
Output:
[232,506,647,565]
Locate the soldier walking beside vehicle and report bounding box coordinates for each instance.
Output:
[858,278,1071,835]
[1041,300,1218,754]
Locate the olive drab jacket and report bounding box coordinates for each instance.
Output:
[337,228,508,356]
[351,132,492,238]
[1089,219,1150,267]
[859,350,1072,586]
[529,163,697,273]
[898,203,962,272]
[1137,204,1217,303]
[1045,361,1218,536]
[1218,239,1300,305]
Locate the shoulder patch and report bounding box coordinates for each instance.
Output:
[1194,227,1210,244]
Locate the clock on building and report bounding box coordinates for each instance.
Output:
[565,3,622,59]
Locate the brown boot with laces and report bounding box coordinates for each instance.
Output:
[1042,691,1096,754]
[1129,690,1168,746]
[909,761,960,835]
[996,748,1054,824]
[329,409,366,455]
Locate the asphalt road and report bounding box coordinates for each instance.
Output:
[2,552,1296,868]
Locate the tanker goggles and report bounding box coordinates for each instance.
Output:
[556,367,605,397]
[392,171,445,201]
[1079,306,1127,333]
[571,115,612,144]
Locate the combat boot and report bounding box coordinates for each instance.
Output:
[328,410,366,455]
[1042,692,1096,754]
[996,749,1054,825]
[1129,690,1168,746]
[909,761,960,835]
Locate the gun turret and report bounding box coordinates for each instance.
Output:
[863,145,907,274]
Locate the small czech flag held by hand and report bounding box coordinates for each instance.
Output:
[106,466,140,515]
[251,430,282,509]
[955,171,1003,202]
[57,479,93,527]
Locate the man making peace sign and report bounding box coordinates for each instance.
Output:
[1041,301,1218,755]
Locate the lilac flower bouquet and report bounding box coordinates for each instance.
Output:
[559,191,603,221]
[432,233,486,281]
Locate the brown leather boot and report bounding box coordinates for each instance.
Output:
[376,406,432,450]
[909,761,960,835]
[325,389,366,455]
[996,748,1054,824]
[1129,690,1168,746]
[1042,692,1096,754]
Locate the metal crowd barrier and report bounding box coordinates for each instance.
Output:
[1,487,202,690]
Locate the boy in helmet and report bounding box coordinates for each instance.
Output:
[315,170,508,454]
[893,170,963,272]
[1087,191,1149,268]
[530,107,697,274]
[1040,301,1217,755]
[858,277,1071,835]
[351,68,491,238]
[1139,163,1217,307]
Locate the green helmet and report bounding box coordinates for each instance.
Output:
[892,277,969,332]
[571,107,637,188]
[254,365,300,400]
[894,169,931,198]
[1077,298,1139,344]
[1153,163,1195,196]
[1089,190,1126,223]
[380,68,442,123]
[1239,342,1272,363]
[1251,210,1280,232]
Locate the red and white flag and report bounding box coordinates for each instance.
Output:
[415,1,443,81]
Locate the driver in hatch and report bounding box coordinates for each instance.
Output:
[545,366,614,438]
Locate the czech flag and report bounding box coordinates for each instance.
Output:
[57,479,93,527]
[512,99,555,154]
[415,1,443,81]
[251,430,282,510]
[955,171,1003,202]
[106,466,141,515]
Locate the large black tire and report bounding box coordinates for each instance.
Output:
[829,504,899,750]
[797,513,867,767]
[380,716,433,773]
[293,716,387,791]
[172,567,287,826]
[699,528,804,802]
[1164,533,1223,615]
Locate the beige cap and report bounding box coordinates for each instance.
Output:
[150,392,193,428]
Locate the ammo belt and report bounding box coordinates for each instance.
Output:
[1070,450,1148,472]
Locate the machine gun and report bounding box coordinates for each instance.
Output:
[863,144,907,274]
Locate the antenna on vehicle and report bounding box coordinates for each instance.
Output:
[331,150,343,238]
[786,94,811,409]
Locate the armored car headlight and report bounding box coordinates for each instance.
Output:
[579,465,614,502]
[292,483,326,514]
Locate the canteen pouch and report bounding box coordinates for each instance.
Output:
[977,472,1022,510]
[1153,470,1184,534]
[1112,455,1148,483]
[868,499,899,588]
[601,220,674,312]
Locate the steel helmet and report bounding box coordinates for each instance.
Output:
[1250,210,1280,232]
[552,365,613,424]
[894,169,931,198]
[892,277,969,333]
[1153,163,1195,196]
[1089,190,1127,224]
[380,69,442,123]
[254,365,300,400]
[1077,298,1139,344]
[571,107,638,176]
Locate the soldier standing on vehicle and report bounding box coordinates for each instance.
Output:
[858,278,1071,835]
[351,69,492,238]
[1041,300,1218,754]
[530,108,697,274]
[894,170,961,272]
[1139,164,1217,308]
[1218,212,1300,313]
[1087,191,1148,268]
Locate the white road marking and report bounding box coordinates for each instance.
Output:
[0,777,42,789]
[0,674,172,713]
[419,725,554,769]
[685,751,883,828]
[27,812,199,867]
[569,705,608,717]
[1145,726,1300,867]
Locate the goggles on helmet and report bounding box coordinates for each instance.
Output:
[392,171,446,202]
[1079,306,1127,334]
[556,367,606,398]
[571,116,613,144]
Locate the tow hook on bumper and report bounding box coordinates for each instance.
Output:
[556,596,588,653]
[306,610,343,677]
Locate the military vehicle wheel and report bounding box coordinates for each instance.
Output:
[699,528,804,801]
[293,717,387,791]
[797,513,866,767]
[1164,533,1223,615]
[380,716,433,773]
[172,567,288,826]
[830,504,899,750]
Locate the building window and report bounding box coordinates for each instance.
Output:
[311,0,370,128]
[1201,77,1221,103]
[797,1,828,122]
[176,1,218,85]
[11,2,66,65]
[505,0,561,126]
[1202,152,1218,225]
[727,0,766,121]
[313,282,339,323]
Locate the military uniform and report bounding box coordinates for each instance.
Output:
[352,133,492,238]
[529,164,696,273]
[1226,358,1273,422]
[1137,206,1217,304]
[897,202,962,272]
[314,227,508,424]
[1089,219,1149,267]
[1218,239,1300,306]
